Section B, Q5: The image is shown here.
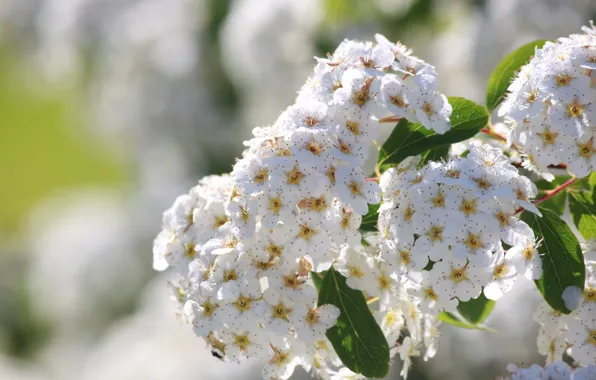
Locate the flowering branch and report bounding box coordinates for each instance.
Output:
[534,177,579,206]
[480,128,507,143]
[379,116,402,124]
[514,177,578,215]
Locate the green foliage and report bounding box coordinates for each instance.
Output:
[437,312,495,332]
[360,203,380,232]
[533,177,570,217]
[589,172,596,192]
[0,49,127,234]
[438,294,496,332]
[456,293,495,325]
[317,268,390,378]
[419,145,451,168]
[486,39,548,111]
[520,207,585,314]
[311,271,324,291]
[377,97,488,172]
[568,191,596,240]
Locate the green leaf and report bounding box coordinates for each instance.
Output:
[437,312,496,332]
[568,191,596,240]
[520,206,585,314]
[311,271,325,291]
[486,39,548,111]
[533,176,572,216]
[360,203,380,232]
[419,144,451,168]
[317,268,390,377]
[589,172,596,191]
[377,97,488,172]
[456,293,495,325]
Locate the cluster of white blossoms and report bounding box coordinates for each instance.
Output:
[499,23,596,178]
[153,34,452,380]
[532,240,596,367]
[378,144,541,315]
[504,361,596,380]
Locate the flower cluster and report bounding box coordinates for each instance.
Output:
[504,361,596,380]
[499,24,596,178]
[153,35,452,380]
[533,241,596,366]
[377,145,540,313]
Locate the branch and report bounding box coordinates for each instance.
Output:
[514,177,578,215]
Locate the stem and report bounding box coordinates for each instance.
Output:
[480,128,507,143]
[366,177,380,183]
[535,177,579,206]
[514,177,578,215]
[480,127,526,152]
[379,116,402,124]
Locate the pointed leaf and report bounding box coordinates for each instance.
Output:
[520,206,585,314]
[360,203,380,232]
[533,177,570,216]
[419,144,451,168]
[317,268,390,377]
[377,97,487,172]
[437,311,495,332]
[486,39,548,111]
[568,191,596,240]
[456,293,495,325]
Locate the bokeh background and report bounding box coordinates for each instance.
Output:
[1,1,596,379]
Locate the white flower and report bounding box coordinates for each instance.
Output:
[325,203,362,248]
[545,361,572,379]
[266,156,323,196]
[233,154,271,195]
[257,189,300,228]
[409,271,458,314]
[508,364,546,380]
[379,74,416,120]
[335,246,379,295]
[567,305,596,364]
[217,282,267,328]
[573,365,596,380]
[483,249,517,300]
[399,337,420,379]
[537,328,567,363]
[220,327,267,362]
[430,255,485,303]
[186,297,223,337]
[292,304,340,343]
[562,285,583,312]
[262,289,296,336]
[335,166,380,215]
[409,90,451,134]
[332,68,383,118]
[548,86,596,138]
[509,237,543,281]
[262,335,306,380]
[285,211,331,262]
[533,300,568,334]
[451,217,500,267]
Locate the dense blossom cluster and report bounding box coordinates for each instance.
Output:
[153,35,452,380]
[531,240,596,367]
[378,145,540,313]
[499,24,596,178]
[152,25,596,380]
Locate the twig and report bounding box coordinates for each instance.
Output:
[514,177,578,215]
